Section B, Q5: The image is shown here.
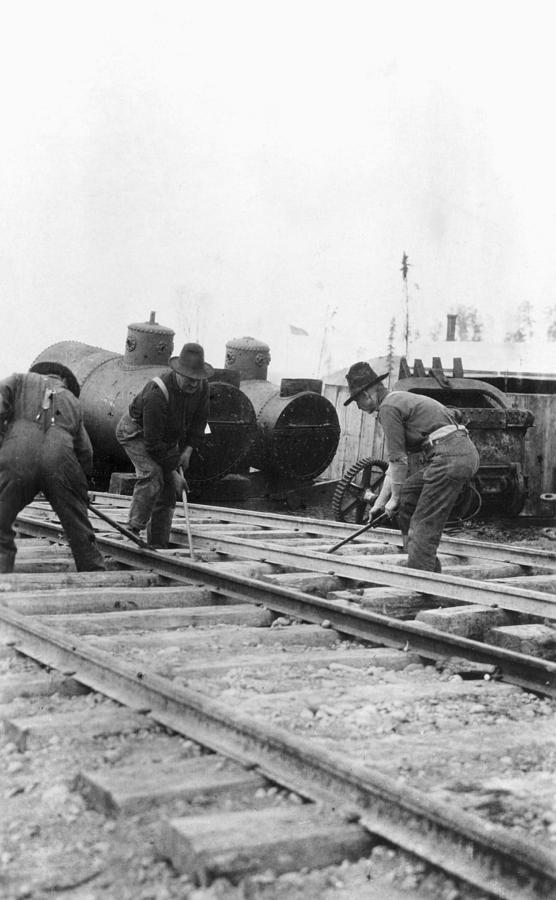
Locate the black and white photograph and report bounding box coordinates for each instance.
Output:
[1,2,555,899]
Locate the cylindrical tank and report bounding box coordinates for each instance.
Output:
[225,336,340,482]
[32,316,257,486]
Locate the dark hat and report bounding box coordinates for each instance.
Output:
[169,342,214,380]
[29,361,81,398]
[344,361,389,406]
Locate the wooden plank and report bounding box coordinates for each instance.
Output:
[496,574,556,594]
[3,708,153,750]
[36,605,274,634]
[77,755,266,815]
[488,624,556,660]
[159,806,374,883]
[416,605,513,640]
[0,673,89,702]
[329,587,438,618]
[0,585,216,615]
[92,624,342,652]
[0,571,170,593]
[175,647,421,678]
[266,573,345,594]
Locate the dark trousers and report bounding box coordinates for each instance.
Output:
[397,431,480,571]
[0,461,105,573]
[116,416,176,548]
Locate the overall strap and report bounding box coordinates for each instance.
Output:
[152,376,169,403]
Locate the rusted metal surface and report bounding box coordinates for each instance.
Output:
[33,325,340,490]
[393,357,535,516]
[225,336,341,483]
[32,320,257,485]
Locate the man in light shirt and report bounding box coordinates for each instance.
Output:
[344,361,479,571]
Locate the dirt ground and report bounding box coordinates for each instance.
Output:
[1,501,554,900]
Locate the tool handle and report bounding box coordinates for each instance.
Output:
[326,511,390,554]
[179,467,196,559]
[88,500,151,549]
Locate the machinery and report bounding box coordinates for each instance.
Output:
[224,336,340,486]
[332,356,534,523]
[32,314,257,489]
[32,319,341,497]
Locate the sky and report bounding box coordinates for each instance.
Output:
[2,0,556,380]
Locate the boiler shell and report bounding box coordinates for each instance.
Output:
[239,379,340,481]
[31,341,257,482]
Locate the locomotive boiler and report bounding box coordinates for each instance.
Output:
[332,356,534,523]
[32,318,341,497]
[224,336,341,485]
[31,314,257,489]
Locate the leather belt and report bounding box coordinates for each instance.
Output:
[423,424,467,448]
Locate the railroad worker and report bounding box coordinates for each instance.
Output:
[344,361,479,572]
[0,362,106,573]
[116,342,213,549]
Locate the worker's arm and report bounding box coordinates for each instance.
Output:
[377,405,409,516]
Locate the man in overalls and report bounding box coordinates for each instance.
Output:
[0,362,105,573]
[344,361,479,572]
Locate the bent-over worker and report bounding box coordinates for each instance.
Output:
[344,361,480,571]
[116,342,213,549]
[0,362,106,573]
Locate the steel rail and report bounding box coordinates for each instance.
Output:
[14,515,556,695]
[169,529,556,619]
[0,605,553,900]
[84,494,556,567]
[179,503,556,569]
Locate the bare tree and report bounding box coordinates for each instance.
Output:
[429,306,483,342]
[175,286,211,343]
[546,304,556,341]
[386,317,396,375]
[454,305,483,341]
[505,301,534,343]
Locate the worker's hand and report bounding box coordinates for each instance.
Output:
[171,470,187,498]
[179,447,193,471]
[384,496,399,518]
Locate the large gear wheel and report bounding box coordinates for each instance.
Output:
[332,457,388,523]
[332,457,482,525]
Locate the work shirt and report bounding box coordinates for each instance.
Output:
[377,391,455,467]
[0,372,94,474]
[128,370,209,471]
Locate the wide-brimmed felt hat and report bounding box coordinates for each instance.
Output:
[169,342,214,380]
[344,361,389,406]
[29,361,81,398]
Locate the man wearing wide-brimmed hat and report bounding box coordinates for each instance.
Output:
[344,361,479,571]
[0,363,105,573]
[116,342,213,548]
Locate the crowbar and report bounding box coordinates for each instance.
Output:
[88,498,152,550]
[179,467,196,559]
[326,511,390,554]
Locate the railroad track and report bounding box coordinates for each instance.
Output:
[1,494,555,900]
